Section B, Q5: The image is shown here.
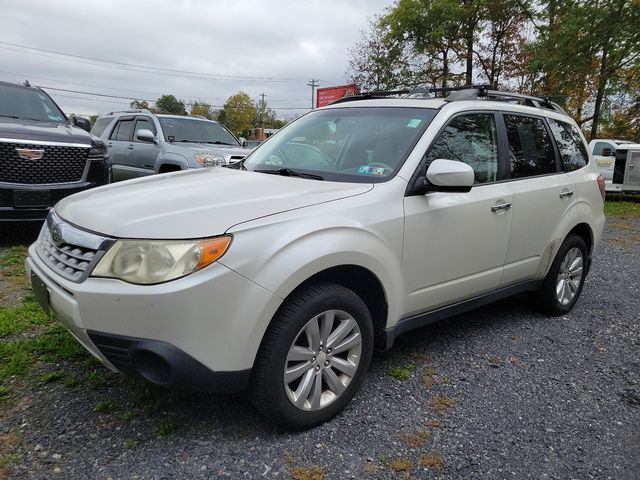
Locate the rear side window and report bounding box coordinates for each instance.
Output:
[91,117,112,137]
[548,119,589,171]
[504,115,556,178]
[110,120,134,141]
[425,113,499,183]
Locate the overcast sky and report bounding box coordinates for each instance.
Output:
[0,0,392,118]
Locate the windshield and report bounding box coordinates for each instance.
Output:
[243,107,436,182]
[0,84,66,123]
[158,117,239,145]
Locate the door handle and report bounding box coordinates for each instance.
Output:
[127,145,134,150]
[491,202,512,212]
[630,164,635,170]
[107,143,113,147]
[559,190,574,199]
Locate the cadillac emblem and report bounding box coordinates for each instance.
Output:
[16,148,45,161]
[51,224,64,246]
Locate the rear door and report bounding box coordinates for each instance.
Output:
[107,117,135,181]
[500,113,573,285]
[403,112,514,315]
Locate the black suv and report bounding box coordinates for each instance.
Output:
[0,80,111,222]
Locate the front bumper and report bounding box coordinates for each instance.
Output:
[27,242,282,393]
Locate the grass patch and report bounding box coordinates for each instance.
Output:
[605,201,640,218]
[0,452,22,468]
[0,246,28,278]
[155,417,178,436]
[431,396,456,414]
[418,454,444,470]
[0,294,51,338]
[94,400,116,413]
[40,371,65,384]
[120,410,137,422]
[386,457,412,473]
[123,438,140,449]
[397,430,429,448]
[421,365,438,388]
[387,363,417,381]
[85,370,109,389]
[289,466,325,480]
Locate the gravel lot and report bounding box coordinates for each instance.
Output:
[1,219,638,479]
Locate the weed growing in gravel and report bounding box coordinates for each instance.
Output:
[123,439,140,449]
[40,371,65,384]
[155,417,178,436]
[120,410,137,422]
[421,365,438,388]
[431,396,456,414]
[85,370,109,389]
[94,400,116,413]
[387,363,417,381]
[409,352,432,363]
[418,454,444,470]
[0,452,22,468]
[288,466,325,480]
[62,375,81,388]
[386,457,412,474]
[425,418,442,429]
[397,430,429,448]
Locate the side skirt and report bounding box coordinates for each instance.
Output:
[383,280,542,350]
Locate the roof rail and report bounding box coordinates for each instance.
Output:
[329,84,492,105]
[107,109,153,115]
[446,87,567,113]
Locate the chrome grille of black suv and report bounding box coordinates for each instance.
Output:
[35,212,113,282]
[0,142,89,184]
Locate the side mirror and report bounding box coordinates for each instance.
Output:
[602,147,614,157]
[135,129,156,143]
[425,159,474,192]
[239,138,248,148]
[72,116,91,132]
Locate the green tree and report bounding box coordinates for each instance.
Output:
[218,92,257,137]
[254,96,276,128]
[129,99,152,111]
[154,95,187,115]
[190,101,216,120]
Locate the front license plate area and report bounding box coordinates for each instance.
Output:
[31,270,50,314]
[14,190,51,208]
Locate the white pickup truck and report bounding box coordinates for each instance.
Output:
[589,139,640,192]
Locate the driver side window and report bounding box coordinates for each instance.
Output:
[425,113,498,184]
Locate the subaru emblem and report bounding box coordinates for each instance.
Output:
[51,224,64,246]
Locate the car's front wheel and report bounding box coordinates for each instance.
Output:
[251,283,373,429]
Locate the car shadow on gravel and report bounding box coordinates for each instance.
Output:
[0,222,42,247]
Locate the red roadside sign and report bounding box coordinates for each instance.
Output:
[316,84,358,108]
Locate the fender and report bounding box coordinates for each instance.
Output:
[154,153,190,173]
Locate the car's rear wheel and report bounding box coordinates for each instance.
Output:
[251,283,373,429]
[535,234,588,315]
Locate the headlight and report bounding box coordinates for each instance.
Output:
[89,139,108,158]
[194,152,225,167]
[92,236,232,284]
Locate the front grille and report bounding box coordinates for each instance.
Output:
[35,212,113,282]
[0,142,89,184]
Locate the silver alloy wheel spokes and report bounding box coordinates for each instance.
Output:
[556,247,584,305]
[284,309,362,411]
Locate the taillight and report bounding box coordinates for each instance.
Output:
[597,175,606,201]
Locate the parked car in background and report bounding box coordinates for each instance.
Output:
[0,80,110,222]
[28,88,605,428]
[588,138,638,191]
[245,139,263,149]
[91,110,252,181]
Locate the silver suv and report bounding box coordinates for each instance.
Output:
[91,110,251,181]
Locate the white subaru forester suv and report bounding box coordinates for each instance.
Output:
[27,88,606,429]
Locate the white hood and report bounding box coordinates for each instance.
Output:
[56,168,372,239]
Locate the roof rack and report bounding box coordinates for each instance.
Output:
[107,109,153,115]
[445,87,567,113]
[330,84,566,114]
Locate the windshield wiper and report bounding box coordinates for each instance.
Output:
[0,114,42,121]
[175,140,235,145]
[0,114,20,119]
[254,168,324,180]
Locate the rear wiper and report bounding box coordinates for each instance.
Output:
[254,168,324,180]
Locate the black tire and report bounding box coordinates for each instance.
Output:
[251,283,374,429]
[534,234,588,315]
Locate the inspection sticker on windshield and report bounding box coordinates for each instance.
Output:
[358,165,387,176]
[406,118,422,128]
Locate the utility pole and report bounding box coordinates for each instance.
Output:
[259,93,266,127]
[307,79,319,110]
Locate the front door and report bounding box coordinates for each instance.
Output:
[403,112,513,316]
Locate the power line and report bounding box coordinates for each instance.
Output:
[0,41,312,82]
[307,79,319,110]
